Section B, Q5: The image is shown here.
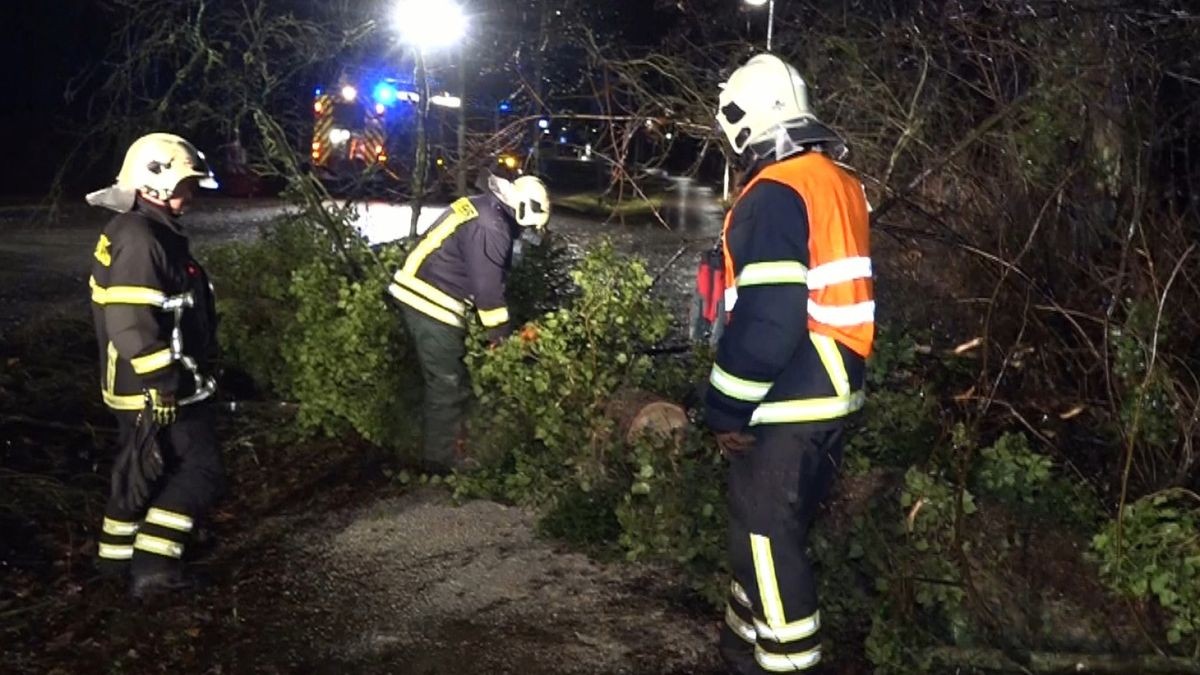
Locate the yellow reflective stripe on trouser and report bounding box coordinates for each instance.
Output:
[103,518,139,537]
[388,284,467,328]
[749,391,865,425]
[90,276,166,306]
[810,333,850,397]
[131,348,174,375]
[737,261,808,287]
[750,534,786,627]
[392,271,468,315]
[755,644,822,672]
[145,508,194,533]
[133,533,184,559]
[478,306,510,328]
[710,364,772,403]
[98,543,134,560]
[754,611,820,643]
[725,605,757,643]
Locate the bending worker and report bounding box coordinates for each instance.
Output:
[705,54,875,674]
[87,133,225,598]
[388,172,551,473]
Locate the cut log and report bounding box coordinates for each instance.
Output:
[604,389,689,447]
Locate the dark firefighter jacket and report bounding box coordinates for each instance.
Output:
[89,199,218,412]
[705,152,875,433]
[388,194,518,340]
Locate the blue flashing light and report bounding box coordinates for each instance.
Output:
[314,87,323,96]
[373,82,399,106]
[499,101,511,112]
[558,135,568,144]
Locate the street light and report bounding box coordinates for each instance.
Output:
[393,0,467,50]
[743,0,775,52]
[393,0,468,236]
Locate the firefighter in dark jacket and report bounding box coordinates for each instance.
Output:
[86,133,225,598]
[705,55,875,674]
[388,172,551,472]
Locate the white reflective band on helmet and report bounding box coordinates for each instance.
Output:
[145,508,194,533]
[738,261,808,287]
[133,533,184,559]
[98,543,134,560]
[754,611,820,643]
[806,257,872,290]
[755,645,822,672]
[103,517,139,537]
[807,300,875,327]
[710,364,772,403]
[726,605,758,643]
[749,391,866,425]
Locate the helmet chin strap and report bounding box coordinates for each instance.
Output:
[748,119,848,163]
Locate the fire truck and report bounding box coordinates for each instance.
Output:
[309,73,463,180]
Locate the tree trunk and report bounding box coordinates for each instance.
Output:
[410,50,430,239]
[604,389,689,447]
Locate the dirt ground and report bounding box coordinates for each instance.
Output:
[0,196,728,674]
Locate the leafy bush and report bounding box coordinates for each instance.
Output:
[1093,492,1200,648]
[204,210,420,451]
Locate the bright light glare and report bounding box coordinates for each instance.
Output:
[744,0,769,5]
[430,94,462,109]
[537,119,550,130]
[341,85,358,102]
[394,0,467,50]
[373,82,398,105]
[330,128,351,145]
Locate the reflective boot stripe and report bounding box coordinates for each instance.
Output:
[145,508,194,533]
[98,543,134,560]
[725,605,757,644]
[755,645,822,672]
[133,533,184,559]
[754,611,820,643]
[103,517,139,537]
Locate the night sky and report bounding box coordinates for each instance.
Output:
[0,0,673,200]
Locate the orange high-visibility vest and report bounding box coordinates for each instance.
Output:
[722,152,874,357]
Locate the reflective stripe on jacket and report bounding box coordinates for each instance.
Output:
[387,195,516,339]
[705,152,874,431]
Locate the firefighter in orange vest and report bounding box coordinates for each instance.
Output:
[705,54,875,674]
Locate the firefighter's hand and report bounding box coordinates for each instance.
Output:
[715,431,755,456]
[145,388,178,426]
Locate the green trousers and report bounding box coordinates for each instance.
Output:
[402,306,471,469]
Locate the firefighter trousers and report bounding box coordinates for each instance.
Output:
[96,403,225,577]
[720,422,845,674]
[402,306,471,470]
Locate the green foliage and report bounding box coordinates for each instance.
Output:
[973,432,1102,530]
[1111,299,1180,451]
[846,329,939,471]
[975,432,1052,505]
[505,234,577,326]
[616,431,727,603]
[1093,492,1200,649]
[205,210,420,451]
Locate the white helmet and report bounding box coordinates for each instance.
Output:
[88,133,218,212]
[117,133,218,199]
[488,174,551,229]
[717,54,837,158]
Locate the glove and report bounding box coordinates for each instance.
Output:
[110,411,165,512]
[715,431,755,456]
[145,388,177,426]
